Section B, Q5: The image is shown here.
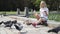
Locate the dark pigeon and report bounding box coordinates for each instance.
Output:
[3,21,11,25]
[48,26,60,34]
[4,21,13,28]
[11,20,17,24]
[0,21,3,25]
[14,23,23,31]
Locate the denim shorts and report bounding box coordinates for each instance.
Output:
[41,17,48,21]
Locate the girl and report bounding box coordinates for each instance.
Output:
[34,1,49,26]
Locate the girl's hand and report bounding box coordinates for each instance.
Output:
[44,11,48,16]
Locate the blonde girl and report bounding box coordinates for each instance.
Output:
[34,1,49,26]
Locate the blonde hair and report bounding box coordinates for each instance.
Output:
[40,1,47,8]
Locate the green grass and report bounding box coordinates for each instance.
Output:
[30,13,60,22]
[6,12,16,14]
[0,11,60,22]
[48,13,60,22]
[0,11,16,15]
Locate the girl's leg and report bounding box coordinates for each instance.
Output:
[34,13,43,24]
[37,18,43,24]
[34,13,48,26]
[37,18,48,26]
[34,13,40,20]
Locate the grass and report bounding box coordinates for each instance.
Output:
[6,12,16,14]
[0,11,60,22]
[30,12,60,22]
[48,13,60,22]
[0,11,16,15]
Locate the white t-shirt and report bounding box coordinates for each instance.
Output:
[40,7,49,20]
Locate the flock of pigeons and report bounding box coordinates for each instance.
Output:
[0,20,60,34]
[0,20,23,31]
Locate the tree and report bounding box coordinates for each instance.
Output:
[0,0,60,11]
[45,0,60,11]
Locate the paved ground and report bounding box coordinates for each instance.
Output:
[0,15,60,34]
[0,24,52,34]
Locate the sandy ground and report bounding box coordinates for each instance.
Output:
[0,16,60,34]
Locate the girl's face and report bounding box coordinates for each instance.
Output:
[41,3,45,8]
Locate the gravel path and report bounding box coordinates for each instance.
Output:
[0,16,60,34]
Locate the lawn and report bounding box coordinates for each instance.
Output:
[0,11,60,22]
[0,11,16,15]
[48,13,60,21]
[30,12,60,22]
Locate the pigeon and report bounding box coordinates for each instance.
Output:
[4,21,13,28]
[26,23,32,25]
[48,26,60,34]
[3,21,11,25]
[14,23,23,31]
[11,20,17,24]
[0,21,3,25]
